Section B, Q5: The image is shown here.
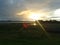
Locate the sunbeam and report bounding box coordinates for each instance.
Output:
[36,20,51,39]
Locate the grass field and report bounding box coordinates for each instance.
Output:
[0,21,60,45]
[0,35,60,45]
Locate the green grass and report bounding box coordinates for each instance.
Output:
[0,38,60,45]
[0,32,59,45]
[0,22,60,45]
[0,33,60,45]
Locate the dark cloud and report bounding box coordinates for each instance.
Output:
[0,0,25,20]
[48,0,60,9]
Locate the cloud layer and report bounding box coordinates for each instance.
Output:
[0,0,60,21]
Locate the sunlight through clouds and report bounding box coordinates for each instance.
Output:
[0,0,60,21]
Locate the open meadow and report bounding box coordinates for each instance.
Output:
[0,21,60,45]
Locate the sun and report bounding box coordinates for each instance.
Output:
[28,12,41,21]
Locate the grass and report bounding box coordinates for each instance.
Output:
[0,38,60,45]
[0,32,60,45]
[0,22,60,45]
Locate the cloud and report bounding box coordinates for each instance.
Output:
[0,0,25,20]
[0,0,60,21]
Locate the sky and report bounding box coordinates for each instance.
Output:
[0,0,60,21]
